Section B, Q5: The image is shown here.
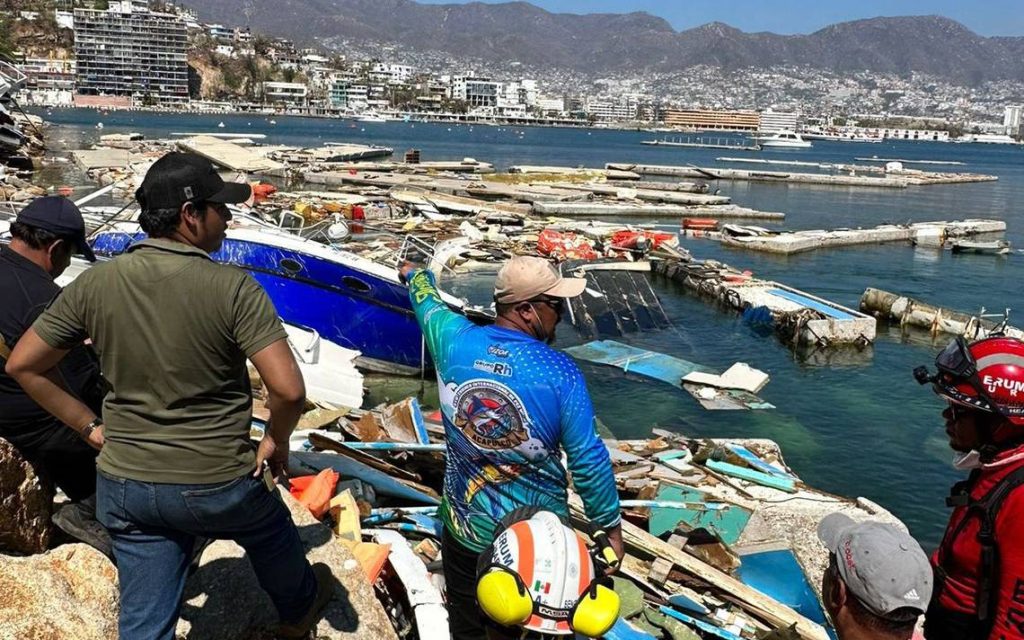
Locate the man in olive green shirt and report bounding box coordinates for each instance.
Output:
[7,153,332,640]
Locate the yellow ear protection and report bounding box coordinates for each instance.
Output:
[476,563,621,637]
[476,563,534,626]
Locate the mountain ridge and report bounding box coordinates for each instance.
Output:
[182,2,1024,84]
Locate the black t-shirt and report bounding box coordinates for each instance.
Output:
[0,244,102,448]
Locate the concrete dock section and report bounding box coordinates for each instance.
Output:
[608,162,998,188]
[653,258,876,348]
[711,219,1006,254]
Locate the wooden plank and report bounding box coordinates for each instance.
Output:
[291,451,440,504]
[569,496,828,640]
[307,432,422,483]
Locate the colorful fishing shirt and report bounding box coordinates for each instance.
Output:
[407,269,620,552]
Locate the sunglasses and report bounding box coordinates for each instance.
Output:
[531,297,565,316]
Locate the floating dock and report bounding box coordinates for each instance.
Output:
[642,136,760,151]
[507,165,641,180]
[854,157,964,166]
[701,219,1006,255]
[533,201,785,219]
[305,169,785,219]
[607,162,998,188]
[859,288,1024,340]
[653,258,876,348]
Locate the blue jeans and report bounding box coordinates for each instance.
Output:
[96,470,316,640]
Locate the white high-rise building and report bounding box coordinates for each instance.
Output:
[74,2,188,105]
[1004,106,1023,136]
[759,109,799,133]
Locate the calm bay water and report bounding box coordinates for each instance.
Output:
[32,108,1024,548]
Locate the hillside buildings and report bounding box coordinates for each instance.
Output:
[73,0,188,106]
[9,5,1021,132]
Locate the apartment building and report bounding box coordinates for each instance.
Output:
[262,81,308,106]
[19,57,76,106]
[758,109,799,132]
[585,95,640,122]
[451,77,501,108]
[662,108,760,131]
[73,1,188,105]
[1004,105,1023,137]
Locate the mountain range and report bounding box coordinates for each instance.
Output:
[183,1,1024,85]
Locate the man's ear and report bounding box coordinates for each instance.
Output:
[180,201,202,231]
[827,572,847,611]
[516,301,535,318]
[47,238,65,259]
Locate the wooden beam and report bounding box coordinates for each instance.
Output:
[568,496,828,640]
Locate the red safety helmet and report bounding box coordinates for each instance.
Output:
[923,336,1024,427]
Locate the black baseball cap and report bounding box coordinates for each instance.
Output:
[15,196,96,262]
[135,152,252,211]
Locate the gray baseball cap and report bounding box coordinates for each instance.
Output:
[817,513,933,617]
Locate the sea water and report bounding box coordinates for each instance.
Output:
[33,109,1024,547]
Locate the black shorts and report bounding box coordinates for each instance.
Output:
[442,528,523,640]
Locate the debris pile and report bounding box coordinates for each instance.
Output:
[259,400,906,640]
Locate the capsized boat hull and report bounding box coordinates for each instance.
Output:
[90,229,431,372]
[949,240,1011,255]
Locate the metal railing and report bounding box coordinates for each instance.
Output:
[0,59,28,94]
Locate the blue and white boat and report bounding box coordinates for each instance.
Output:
[90,224,468,374]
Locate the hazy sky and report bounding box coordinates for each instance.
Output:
[415,0,1024,37]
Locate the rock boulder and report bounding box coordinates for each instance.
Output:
[176,486,398,640]
[0,543,119,640]
[0,437,53,554]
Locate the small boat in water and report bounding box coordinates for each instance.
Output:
[948,239,1012,255]
[753,130,813,149]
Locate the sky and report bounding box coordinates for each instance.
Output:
[415,0,1024,37]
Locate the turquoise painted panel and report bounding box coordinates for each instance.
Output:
[648,483,752,545]
[566,340,710,386]
[705,460,797,493]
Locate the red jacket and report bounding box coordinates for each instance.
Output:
[929,446,1024,640]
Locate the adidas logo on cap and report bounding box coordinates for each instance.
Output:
[903,589,920,601]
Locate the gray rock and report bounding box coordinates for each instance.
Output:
[0,437,53,554]
[0,543,119,640]
[176,486,398,640]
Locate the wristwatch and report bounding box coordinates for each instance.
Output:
[81,418,103,439]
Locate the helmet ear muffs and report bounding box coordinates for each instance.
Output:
[477,569,533,627]
[571,581,620,638]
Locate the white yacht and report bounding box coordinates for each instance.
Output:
[356,112,388,123]
[754,130,813,149]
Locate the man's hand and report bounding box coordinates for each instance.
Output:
[83,424,104,451]
[593,524,624,576]
[254,434,289,478]
[249,339,303,478]
[398,261,420,284]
